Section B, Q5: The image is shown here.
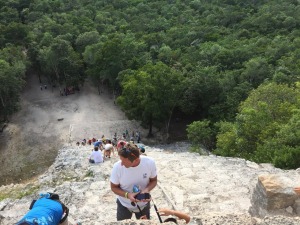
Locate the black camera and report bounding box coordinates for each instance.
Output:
[134,193,151,200]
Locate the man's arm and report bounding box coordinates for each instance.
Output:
[110,182,137,202]
[142,176,157,193]
[110,182,125,196]
[158,208,191,223]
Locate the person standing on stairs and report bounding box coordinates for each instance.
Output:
[110,142,158,221]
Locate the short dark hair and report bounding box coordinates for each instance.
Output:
[118,143,140,162]
[164,217,177,224]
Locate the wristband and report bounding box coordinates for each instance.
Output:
[125,192,129,199]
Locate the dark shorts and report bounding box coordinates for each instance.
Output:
[116,198,150,221]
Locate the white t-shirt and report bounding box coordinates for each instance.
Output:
[110,156,157,210]
[90,150,103,163]
[104,143,113,151]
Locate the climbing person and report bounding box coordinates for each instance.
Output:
[16,193,71,225]
[104,139,114,158]
[87,139,92,145]
[93,139,102,149]
[117,140,127,151]
[110,142,157,221]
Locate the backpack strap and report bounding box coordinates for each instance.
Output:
[59,201,69,224]
[29,200,37,210]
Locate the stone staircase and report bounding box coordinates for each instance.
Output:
[1,144,300,225]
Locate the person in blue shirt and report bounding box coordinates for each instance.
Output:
[16,197,69,225]
[93,140,102,148]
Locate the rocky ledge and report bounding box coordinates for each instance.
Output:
[1,142,300,225]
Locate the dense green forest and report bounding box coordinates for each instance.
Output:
[0,0,299,169]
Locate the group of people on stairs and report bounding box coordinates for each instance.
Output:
[16,139,300,224]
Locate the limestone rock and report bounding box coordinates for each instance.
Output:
[1,142,300,225]
[249,174,299,217]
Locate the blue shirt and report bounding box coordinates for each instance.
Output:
[94,141,101,147]
[17,198,63,225]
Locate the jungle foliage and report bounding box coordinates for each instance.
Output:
[1,0,300,168]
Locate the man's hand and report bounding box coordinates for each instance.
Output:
[140,215,148,220]
[127,192,139,202]
[134,193,151,202]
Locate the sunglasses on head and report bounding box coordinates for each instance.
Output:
[122,147,137,159]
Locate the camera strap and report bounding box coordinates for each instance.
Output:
[137,204,143,215]
[152,199,163,223]
[129,200,146,213]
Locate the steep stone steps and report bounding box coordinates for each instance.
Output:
[1,144,300,225]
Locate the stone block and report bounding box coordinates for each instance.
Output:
[249,174,298,217]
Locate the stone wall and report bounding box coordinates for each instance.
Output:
[249,174,300,217]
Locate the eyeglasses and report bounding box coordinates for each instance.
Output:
[122,148,137,159]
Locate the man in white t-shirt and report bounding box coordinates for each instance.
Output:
[89,146,104,163]
[110,143,157,221]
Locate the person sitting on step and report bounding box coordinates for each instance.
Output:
[89,146,104,163]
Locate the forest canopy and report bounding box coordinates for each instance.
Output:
[0,0,299,168]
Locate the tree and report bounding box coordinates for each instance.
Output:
[83,32,149,91]
[179,65,222,119]
[273,46,300,85]
[0,6,19,24]
[240,57,273,88]
[1,22,28,46]
[38,37,83,88]
[215,121,239,157]
[0,59,26,120]
[215,82,300,168]
[256,110,300,169]
[186,120,214,151]
[117,62,184,137]
[75,31,100,53]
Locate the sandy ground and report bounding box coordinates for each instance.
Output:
[0,73,148,185]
